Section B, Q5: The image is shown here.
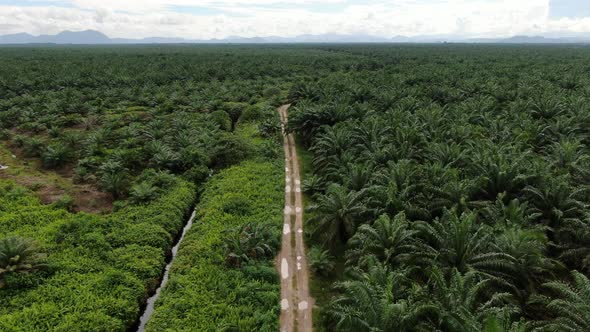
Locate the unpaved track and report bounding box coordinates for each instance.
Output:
[277,105,313,332]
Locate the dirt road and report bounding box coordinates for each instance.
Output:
[277,105,313,332]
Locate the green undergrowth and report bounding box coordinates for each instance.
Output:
[0,177,195,331]
[293,136,313,179]
[146,160,284,331]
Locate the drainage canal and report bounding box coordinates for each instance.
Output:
[135,209,197,332]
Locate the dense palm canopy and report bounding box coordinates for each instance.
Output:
[287,45,590,330]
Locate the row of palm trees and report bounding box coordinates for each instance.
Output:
[288,46,590,331]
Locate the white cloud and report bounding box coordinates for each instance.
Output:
[0,0,588,39]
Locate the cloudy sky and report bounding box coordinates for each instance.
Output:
[0,0,589,39]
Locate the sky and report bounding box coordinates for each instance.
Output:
[0,0,589,39]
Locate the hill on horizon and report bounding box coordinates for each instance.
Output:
[1,30,590,44]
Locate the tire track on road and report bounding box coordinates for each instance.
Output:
[277,104,313,332]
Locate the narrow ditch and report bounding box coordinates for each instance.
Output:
[134,209,197,332]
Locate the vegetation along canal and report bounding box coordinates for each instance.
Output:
[135,210,197,331]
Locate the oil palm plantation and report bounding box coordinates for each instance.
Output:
[284,46,590,332]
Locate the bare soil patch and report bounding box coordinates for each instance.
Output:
[0,143,113,214]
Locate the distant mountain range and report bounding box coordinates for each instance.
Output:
[1,30,590,45]
[467,35,590,44]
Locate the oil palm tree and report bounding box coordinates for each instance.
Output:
[311,125,354,175]
[522,178,589,230]
[41,142,71,169]
[309,184,370,249]
[372,159,429,220]
[346,213,423,269]
[308,247,335,277]
[537,271,590,331]
[557,219,590,273]
[547,138,588,171]
[416,210,511,275]
[546,138,590,183]
[223,223,277,268]
[129,181,159,204]
[426,142,466,168]
[302,174,326,196]
[287,101,347,146]
[429,267,511,331]
[341,162,376,192]
[0,237,47,289]
[352,117,392,165]
[467,146,532,200]
[148,140,182,171]
[328,263,438,332]
[530,96,564,120]
[98,160,129,198]
[493,227,558,317]
[480,194,541,229]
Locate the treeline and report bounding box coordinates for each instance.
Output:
[287,45,590,331]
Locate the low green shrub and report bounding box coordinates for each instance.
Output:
[146,160,283,331]
[52,194,75,211]
[0,177,196,331]
[212,133,253,168]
